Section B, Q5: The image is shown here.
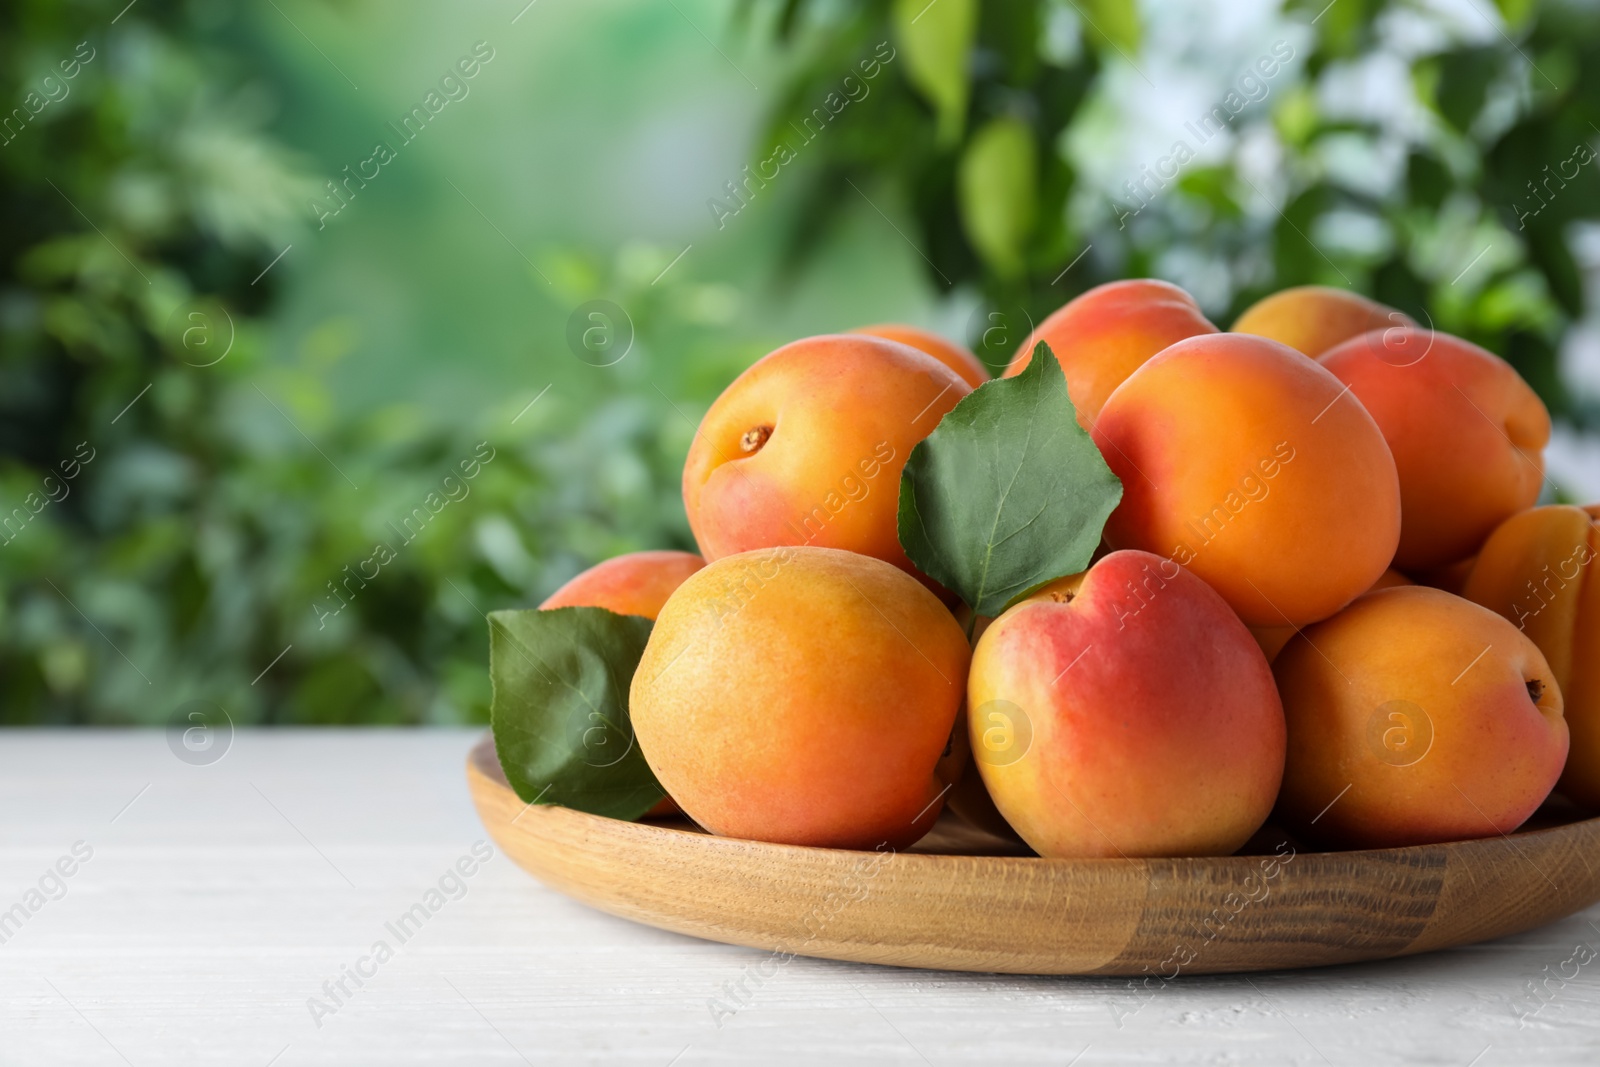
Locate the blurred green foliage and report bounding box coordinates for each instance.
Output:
[756,0,1600,429]
[4,0,1598,724]
[0,1,719,725]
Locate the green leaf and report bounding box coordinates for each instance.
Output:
[896,342,1123,618]
[958,116,1037,280]
[489,606,664,820]
[892,0,976,146]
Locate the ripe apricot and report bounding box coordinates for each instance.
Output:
[1092,333,1400,627]
[1276,586,1567,848]
[968,550,1284,858]
[853,323,988,388]
[683,335,970,585]
[539,550,704,817]
[1002,279,1217,429]
[1463,504,1600,807]
[630,547,970,849]
[1319,327,1550,570]
[1232,285,1408,358]
[539,550,705,618]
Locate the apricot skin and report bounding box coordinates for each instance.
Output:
[1463,504,1600,808]
[1002,279,1217,429]
[1319,327,1551,571]
[1232,285,1408,358]
[1276,586,1568,849]
[630,547,970,850]
[1092,332,1401,627]
[1411,556,1477,596]
[683,335,970,584]
[854,323,989,388]
[539,550,705,618]
[969,550,1285,858]
[1248,568,1412,663]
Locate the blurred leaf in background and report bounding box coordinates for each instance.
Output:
[0,2,721,725]
[893,0,978,146]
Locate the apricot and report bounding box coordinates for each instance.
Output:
[630,546,970,849]
[1463,504,1600,808]
[1232,285,1408,358]
[1248,568,1412,663]
[968,550,1284,858]
[1002,279,1217,429]
[1319,327,1550,571]
[1276,586,1567,848]
[853,323,988,388]
[539,550,704,817]
[539,550,705,618]
[683,335,970,584]
[1092,333,1400,627]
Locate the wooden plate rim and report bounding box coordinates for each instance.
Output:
[466,735,1600,975]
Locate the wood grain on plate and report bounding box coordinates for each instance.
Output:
[467,736,1600,976]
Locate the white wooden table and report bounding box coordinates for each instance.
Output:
[2,730,1598,1066]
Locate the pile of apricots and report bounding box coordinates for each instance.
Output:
[539,280,1597,858]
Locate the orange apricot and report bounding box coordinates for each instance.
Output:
[1092,333,1400,627]
[1232,285,1408,358]
[539,550,705,618]
[630,547,970,849]
[682,335,970,584]
[1463,504,1600,808]
[1002,279,1217,429]
[1276,586,1567,848]
[1319,327,1550,571]
[853,323,989,388]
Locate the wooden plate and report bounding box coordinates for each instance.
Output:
[466,736,1600,975]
